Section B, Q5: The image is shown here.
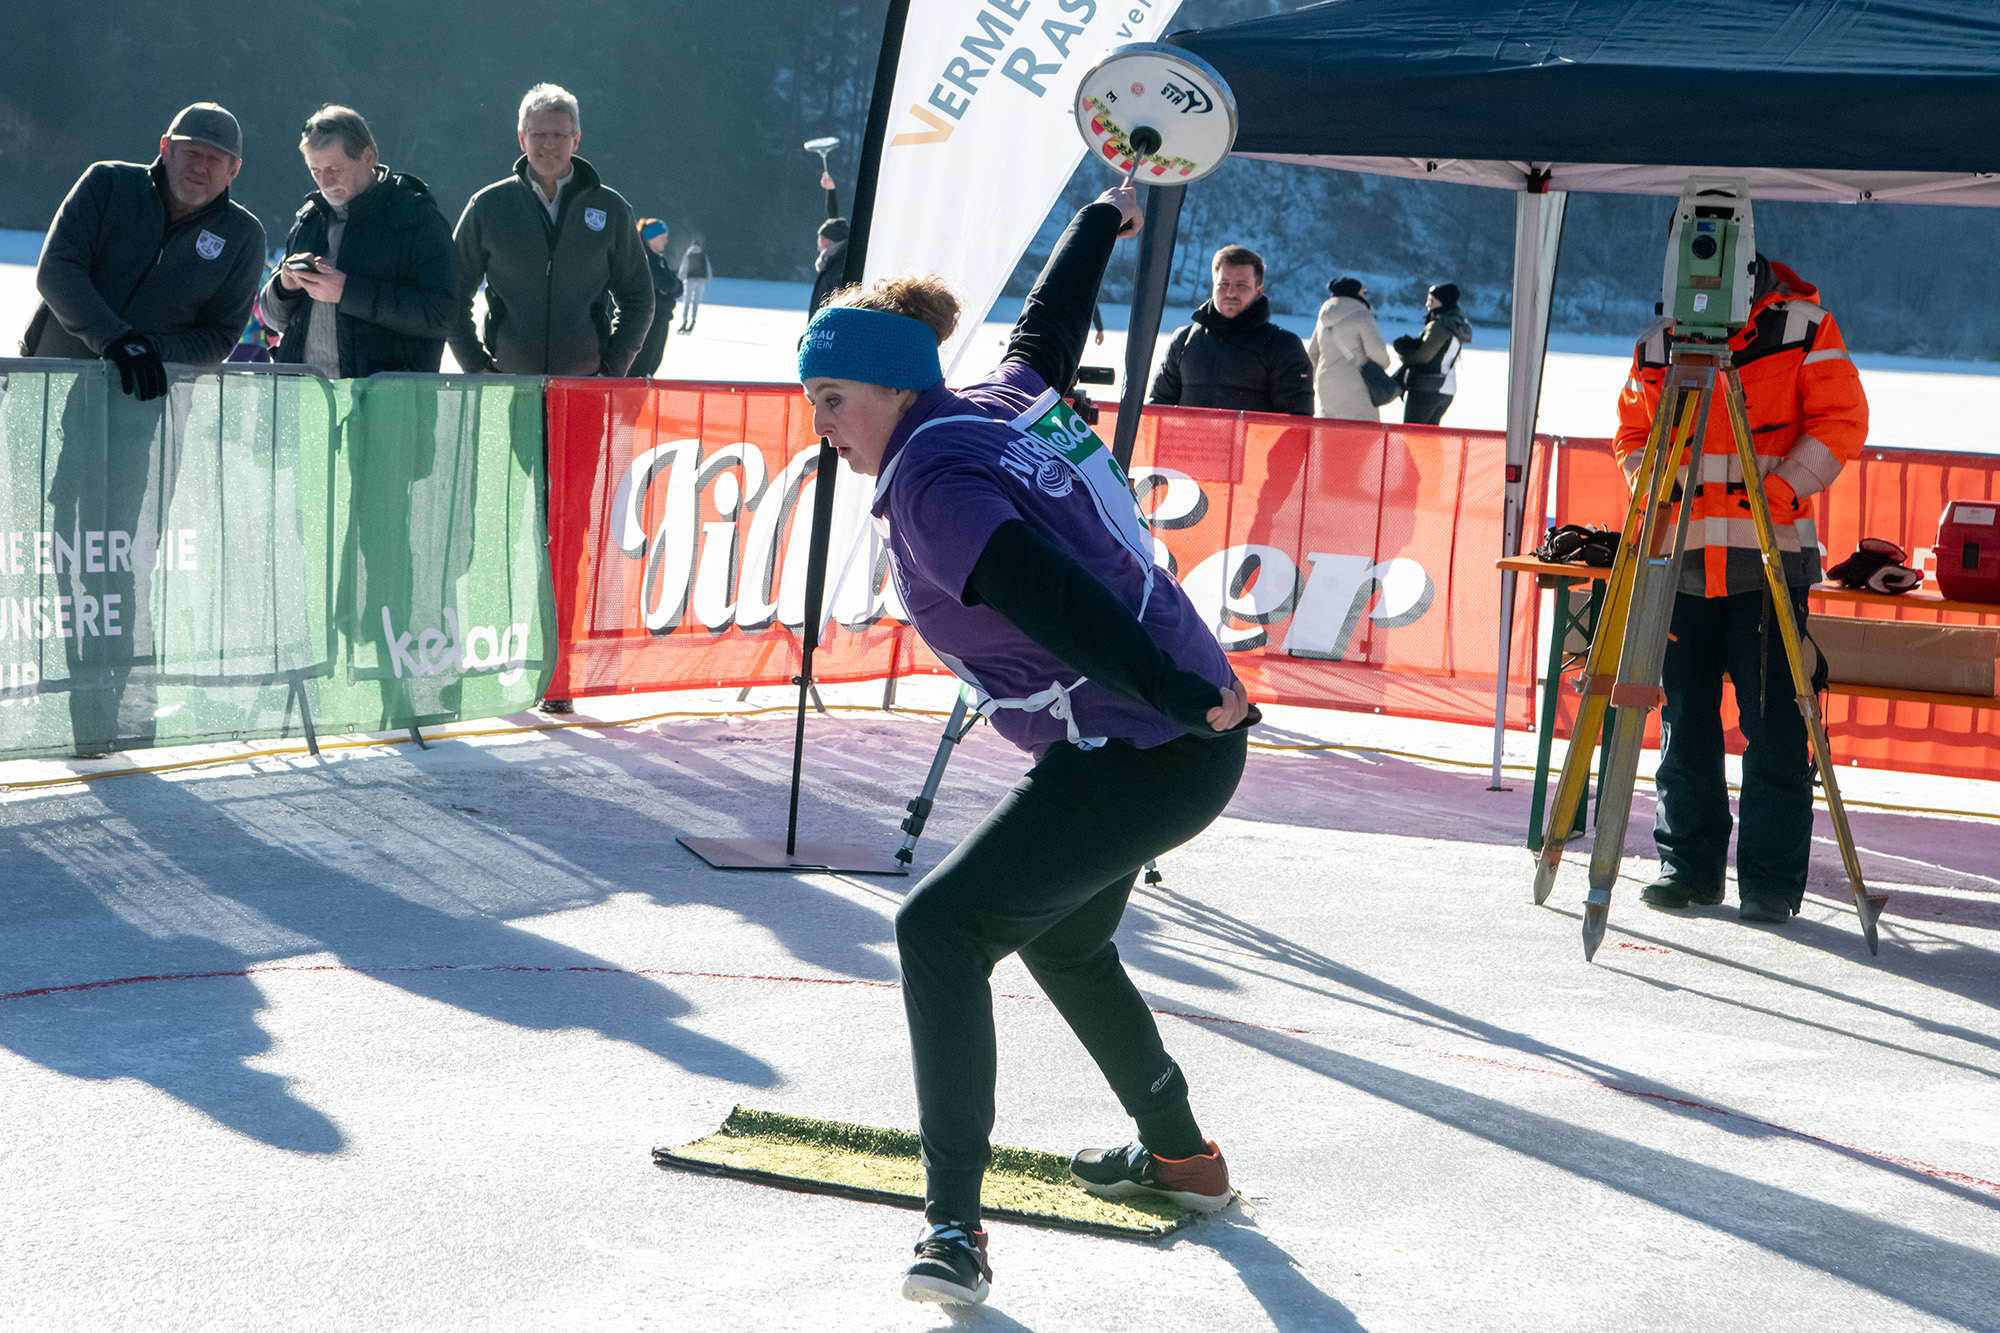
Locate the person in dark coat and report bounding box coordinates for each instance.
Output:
[23,101,265,391]
[1148,245,1312,415]
[261,105,456,377]
[1393,282,1473,426]
[23,101,266,757]
[808,171,850,316]
[447,84,653,377]
[630,218,683,376]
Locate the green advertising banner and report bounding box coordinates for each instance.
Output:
[304,374,555,734]
[0,362,554,760]
[0,362,328,757]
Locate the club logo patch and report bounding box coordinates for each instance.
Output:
[1034,457,1075,498]
[195,230,226,260]
[583,208,606,232]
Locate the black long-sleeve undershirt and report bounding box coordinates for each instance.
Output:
[1001,201,1122,395]
[966,519,1245,740]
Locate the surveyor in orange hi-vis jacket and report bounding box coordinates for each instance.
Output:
[1611,256,1868,928]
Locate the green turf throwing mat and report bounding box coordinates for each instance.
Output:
[653,1106,1197,1241]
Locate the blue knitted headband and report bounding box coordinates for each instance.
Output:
[797,306,942,391]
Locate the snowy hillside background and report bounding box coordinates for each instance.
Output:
[2,0,1997,357]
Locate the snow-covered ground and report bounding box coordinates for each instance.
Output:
[3,681,1997,1330]
[5,230,2000,455]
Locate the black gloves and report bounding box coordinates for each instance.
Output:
[105,331,167,401]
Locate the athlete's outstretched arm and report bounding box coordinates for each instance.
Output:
[1002,185,1141,393]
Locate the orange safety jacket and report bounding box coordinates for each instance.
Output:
[1613,262,1868,597]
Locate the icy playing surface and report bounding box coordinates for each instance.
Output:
[3,679,1997,1331]
[3,245,1999,1327]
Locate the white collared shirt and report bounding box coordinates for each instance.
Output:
[534,168,575,223]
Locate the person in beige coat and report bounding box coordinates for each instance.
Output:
[1305,276,1392,421]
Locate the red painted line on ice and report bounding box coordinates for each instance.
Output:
[6,961,1996,1199]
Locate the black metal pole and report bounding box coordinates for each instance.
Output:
[841,0,913,289]
[1111,183,1186,470]
[786,442,842,855]
[780,0,912,855]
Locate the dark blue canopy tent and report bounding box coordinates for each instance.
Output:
[1129,0,2000,781]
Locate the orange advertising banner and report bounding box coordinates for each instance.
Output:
[544,381,1542,730]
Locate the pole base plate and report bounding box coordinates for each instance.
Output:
[678,837,908,875]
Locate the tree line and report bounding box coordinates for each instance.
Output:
[2,0,1994,358]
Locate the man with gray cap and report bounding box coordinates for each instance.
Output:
[21,102,266,399]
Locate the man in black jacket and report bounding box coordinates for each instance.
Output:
[22,102,265,396]
[1393,282,1473,426]
[23,103,265,756]
[447,84,653,377]
[1148,245,1312,416]
[262,106,456,377]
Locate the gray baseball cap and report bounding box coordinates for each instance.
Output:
[166,103,243,159]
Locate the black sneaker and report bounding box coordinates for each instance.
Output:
[1070,1139,1233,1213]
[534,698,575,716]
[1639,876,1725,909]
[901,1221,990,1305]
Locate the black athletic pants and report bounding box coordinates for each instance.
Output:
[895,727,1247,1225]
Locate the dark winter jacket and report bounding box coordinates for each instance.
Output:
[23,159,265,365]
[1393,305,1474,396]
[645,248,684,306]
[809,182,848,316]
[448,154,653,376]
[1148,296,1314,415]
[261,166,456,376]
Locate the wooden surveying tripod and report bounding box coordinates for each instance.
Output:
[1530,345,1887,960]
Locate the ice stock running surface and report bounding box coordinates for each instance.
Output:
[2,679,1997,1331]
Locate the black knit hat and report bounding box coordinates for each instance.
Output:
[1327,277,1365,299]
[1428,282,1460,307]
[819,217,850,243]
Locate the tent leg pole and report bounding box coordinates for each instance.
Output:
[1110,183,1186,471]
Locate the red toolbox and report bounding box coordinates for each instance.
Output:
[1936,499,2000,603]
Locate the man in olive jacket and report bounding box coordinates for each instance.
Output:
[262,106,456,376]
[1149,245,1313,416]
[22,102,265,397]
[448,84,652,376]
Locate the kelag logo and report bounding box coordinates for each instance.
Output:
[380,607,529,685]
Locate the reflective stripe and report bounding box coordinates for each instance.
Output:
[1802,347,1849,365]
[1774,433,1842,497]
[1624,377,1644,394]
[1778,301,1824,348]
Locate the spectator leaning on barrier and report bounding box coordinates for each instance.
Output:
[1393,282,1472,426]
[1614,255,1867,926]
[808,171,850,317]
[1148,245,1312,415]
[21,102,265,399]
[447,83,653,378]
[1305,276,1392,422]
[677,239,711,333]
[630,218,684,377]
[261,105,456,378]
